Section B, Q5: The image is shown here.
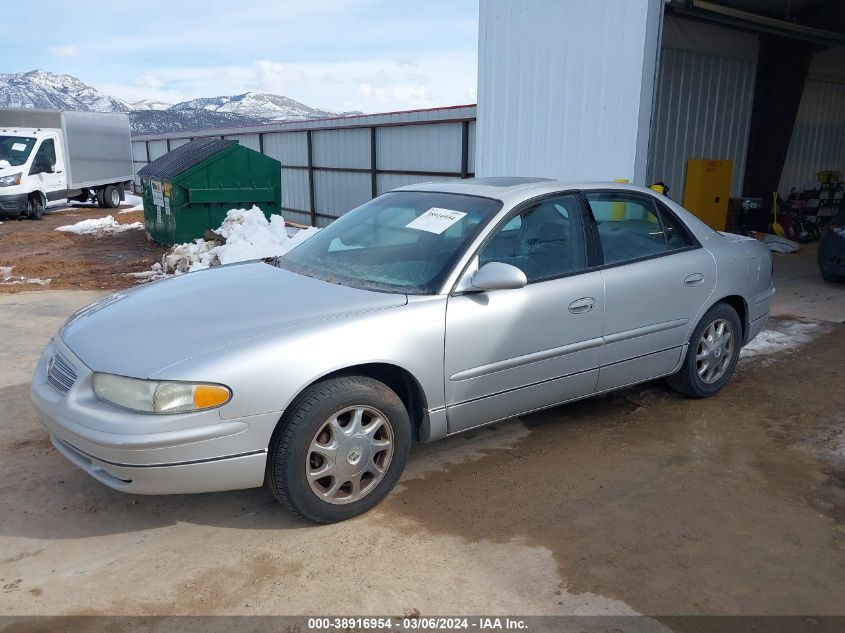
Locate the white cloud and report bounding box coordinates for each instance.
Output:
[47,44,79,58]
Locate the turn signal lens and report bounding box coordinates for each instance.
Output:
[193,384,231,409]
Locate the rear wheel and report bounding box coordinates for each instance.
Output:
[26,196,44,220]
[266,375,411,523]
[667,302,741,398]
[103,185,120,209]
[96,188,106,207]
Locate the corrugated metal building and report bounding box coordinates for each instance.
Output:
[132,3,845,226]
[132,106,475,227]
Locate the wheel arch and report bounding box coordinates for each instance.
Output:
[712,294,749,344]
[281,362,431,444]
[29,190,47,206]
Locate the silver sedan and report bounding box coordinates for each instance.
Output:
[31,178,774,523]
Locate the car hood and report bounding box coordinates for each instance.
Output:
[60,262,407,377]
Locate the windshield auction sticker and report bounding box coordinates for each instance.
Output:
[406,208,467,234]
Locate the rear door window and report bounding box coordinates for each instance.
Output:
[585,192,694,265]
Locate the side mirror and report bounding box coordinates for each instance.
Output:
[466,262,527,292]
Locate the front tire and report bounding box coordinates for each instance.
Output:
[267,375,411,523]
[667,302,742,398]
[26,196,44,220]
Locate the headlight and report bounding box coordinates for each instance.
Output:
[93,373,231,414]
[0,173,21,187]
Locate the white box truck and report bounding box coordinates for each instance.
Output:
[0,109,133,219]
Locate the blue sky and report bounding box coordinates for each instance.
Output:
[1,0,479,112]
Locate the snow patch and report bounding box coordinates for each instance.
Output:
[55,215,143,235]
[127,206,318,282]
[740,320,825,363]
[0,265,51,286]
[119,193,144,213]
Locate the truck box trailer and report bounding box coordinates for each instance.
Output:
[0,109,133,219]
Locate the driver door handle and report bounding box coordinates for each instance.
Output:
[568,297,596,314]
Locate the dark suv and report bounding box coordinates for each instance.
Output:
[818,208,845,283]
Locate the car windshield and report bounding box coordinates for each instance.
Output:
[279,191,503,294]
[0,135,36,167]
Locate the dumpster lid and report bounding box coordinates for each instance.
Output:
[138,138,237,180]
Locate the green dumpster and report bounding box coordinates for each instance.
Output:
[137,138,282,245]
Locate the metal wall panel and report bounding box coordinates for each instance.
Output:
[377,174,460,195]
[314,171,372,217]
[282,209,312,227]
[131,141,147,161]
[281,168,311,214]
[648,48,757,198]
[148,139,169,160]
[263,131,308,166]
[132,162,147,185]
[778,80,845,196]
[313,128,370,168]
[377,123,462,172]
[468,121,476,171]
[169,138,190,149]
[225,133,260,152]
[476,0,663,183]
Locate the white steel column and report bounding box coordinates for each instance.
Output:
[475,0,663,184]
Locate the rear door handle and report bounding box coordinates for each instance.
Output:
[684,273,705,287]
[568,297,596,314]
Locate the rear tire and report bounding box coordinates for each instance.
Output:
[266,375,411,524]
[26,196,44,220]
[96,188,106,208]
[667,302,742,398]
[103,185,120,209]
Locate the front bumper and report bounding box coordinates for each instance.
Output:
[30,337,281,495]
[0,192,28,216]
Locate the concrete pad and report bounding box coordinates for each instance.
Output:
[0,290,107,389]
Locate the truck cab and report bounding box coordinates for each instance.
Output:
[0,128,66,219]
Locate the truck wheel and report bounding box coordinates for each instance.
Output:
[26,196,44,220]
[103,185,120,209]
[96,189,106,208]
[266,375,411,524]
[821,270,845,283]
[666,302,742,398]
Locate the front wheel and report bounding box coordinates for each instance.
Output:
[266,375,411,523]
[667,302,742,398]
[26,196,44,220]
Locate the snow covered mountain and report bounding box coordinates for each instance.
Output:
[0,70,131,113]
[130,99,172,111]
[170,92,335,121]
[0,70,357,135]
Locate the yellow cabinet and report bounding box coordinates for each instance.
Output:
[683,159,733,231]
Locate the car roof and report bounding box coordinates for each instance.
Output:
[395,178,664,204]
